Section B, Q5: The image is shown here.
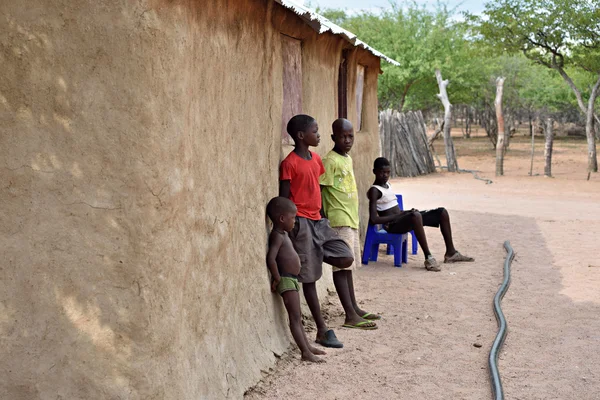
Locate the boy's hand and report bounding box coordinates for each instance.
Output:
[271,277,281,292]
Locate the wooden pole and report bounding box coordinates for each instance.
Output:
[544,117,554,177]
[435,69,458,172]
[529,123,535,176]
[495,77,506,176]
[585,75,600,172]
[465,106,471,138]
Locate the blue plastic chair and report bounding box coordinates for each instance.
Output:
[361,224,407,267]
[361,194,418,267]
[394,194,418,256]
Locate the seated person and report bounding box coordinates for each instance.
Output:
[366,157,474,271]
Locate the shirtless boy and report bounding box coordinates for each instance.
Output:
[266,196,326,362]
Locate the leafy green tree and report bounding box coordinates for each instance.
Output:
[468,0,600,172]
[321,3,470,111]
[315,7,348,25]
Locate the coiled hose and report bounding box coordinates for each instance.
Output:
[489,241,515,400]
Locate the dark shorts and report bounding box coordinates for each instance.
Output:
[385,207,445,234]
[288,217,353,284]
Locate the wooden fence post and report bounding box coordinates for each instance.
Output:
[529,123,535,176]
[544,117,554,177]
[495,77,506,176]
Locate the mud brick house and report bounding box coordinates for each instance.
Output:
[0,0,397,398]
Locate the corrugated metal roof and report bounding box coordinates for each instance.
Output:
[274,0,400,66]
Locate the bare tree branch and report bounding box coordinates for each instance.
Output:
[427,119,445,145]
[555,67,587,114]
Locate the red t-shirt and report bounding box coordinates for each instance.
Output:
[280,151,325,220]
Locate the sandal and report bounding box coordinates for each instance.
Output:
[424,256,441,271]
[361,312,382,320]
[444,252,474,263]
[315,329,344,348]
[342,321,378,330]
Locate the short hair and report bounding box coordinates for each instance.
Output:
[373,157,390,170]
[266,197,296,222]
[332,118,353,135]
[286,114,316,139]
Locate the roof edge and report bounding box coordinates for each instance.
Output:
[273,0,400,66]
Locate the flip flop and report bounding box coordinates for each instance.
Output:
[361,312,382,320]
[315,329,344,348]
[342,321,378,330]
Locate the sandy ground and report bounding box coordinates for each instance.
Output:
[246,136,600,400]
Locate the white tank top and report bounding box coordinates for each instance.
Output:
[371,183,398,211]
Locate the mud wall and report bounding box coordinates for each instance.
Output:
[276,8,382,236]
[0,1,381,398]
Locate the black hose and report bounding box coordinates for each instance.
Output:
[489,241,515,400]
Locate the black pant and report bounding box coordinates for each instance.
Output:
[385,207,445,234]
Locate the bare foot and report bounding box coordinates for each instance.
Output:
[301,351,325,363]
[308,345,326,355]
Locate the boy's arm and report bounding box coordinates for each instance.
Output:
[279,158,293,198]
[367,187,404,225]
[319,157,334,219]
[266,232,284,292]
[279,180,291,198]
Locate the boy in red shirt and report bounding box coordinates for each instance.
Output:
[279,114,353,348]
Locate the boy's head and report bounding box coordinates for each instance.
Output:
[287,114,320,147]
[373,157,391,183]
[266,196,297,232]
[331,118,354,154]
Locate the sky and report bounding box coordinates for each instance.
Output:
[302,0,485,15]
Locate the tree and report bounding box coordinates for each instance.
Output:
[435,69,458,171]
[321,3,471,111]
[469,0,600,172]
[495,77,506,176]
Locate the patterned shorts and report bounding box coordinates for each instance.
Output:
[331,227,361,272]
[288,217,353,283]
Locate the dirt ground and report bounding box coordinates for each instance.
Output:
[246,135,600,400]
